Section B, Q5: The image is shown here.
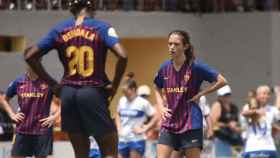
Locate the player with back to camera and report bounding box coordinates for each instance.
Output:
[24,0,128,158]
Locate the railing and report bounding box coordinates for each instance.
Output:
[0,0,278,12]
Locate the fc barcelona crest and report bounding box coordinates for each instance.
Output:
[184,74,190,83]
[40,83,48,90]
[19,85,26,89]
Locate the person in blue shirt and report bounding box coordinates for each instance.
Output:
[154,30,227,158]
[24,0,128,158]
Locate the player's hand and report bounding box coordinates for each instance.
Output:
[10,112,25,123]
[256,108,265,116]
[105,84,117,102]
[159,104,172,121]
[188,93,202,104]
[51,84,62,98]
[39,115,56,128]
[132,126,146,134]
[206,127,214,139]
[228,121,240,132]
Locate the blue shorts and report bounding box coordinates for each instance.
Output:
[60,86,116,137]
[118,140,146,158]
[11,133,53,157]
[243,150,278,158]
[89,149,101,158]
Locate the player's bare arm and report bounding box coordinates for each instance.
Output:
[24,46,60,96]
[108,43,128,100]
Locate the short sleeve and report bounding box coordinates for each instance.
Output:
[272,106,280,121]
[196,61,219,83]
[143,100,155,117]
[6,80,18,98]
[37,28,58,54]
[101,26,120,48]
[154,70,164,89]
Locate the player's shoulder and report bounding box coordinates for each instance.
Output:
[52,18,75,31]
[266,104,277,112]
[15,74,27,82]
[159,60,172,70]
[84,18,111,29]
[119,96,127,105]
[192,59,213,72]
[192,59,205,68]
[135,96,149,104]
[92,19,111,27]
[9,74,26,86]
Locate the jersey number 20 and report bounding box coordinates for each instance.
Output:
[66,46,94,77]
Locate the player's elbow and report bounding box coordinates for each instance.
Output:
[118,50,128,60]
[24,46,40,63]
[121,55,128,62]
[217,74,228,87]
[119,55,128,65]
[24,46,34,61]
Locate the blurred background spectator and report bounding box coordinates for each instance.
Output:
[122,0,136,10]
[137,85,161,158]
[0,91,14,141]
[1,0,280,12]
[211,85,243,158]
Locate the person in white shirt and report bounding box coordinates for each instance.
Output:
[89,136,101,158]
[241,85,280,158]
[115,78,157,158]
[137,85,161,158]
[199,96,213,139]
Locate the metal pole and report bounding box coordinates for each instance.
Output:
[162,0,165,10]
[32,0,35,10]
[57,0,62,10]
[47,0,50,10]
[17,0,21,10]
[99,0,103,10]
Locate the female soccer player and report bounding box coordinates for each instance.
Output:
[241,85,280,158]
[0,66,60,158]
[115,77,157,158]
[154,30,227,158]
[24,0,127,158]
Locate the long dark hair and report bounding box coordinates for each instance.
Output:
[168,30,195,65]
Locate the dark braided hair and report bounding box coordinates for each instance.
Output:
[68,0,96,16]
[168,30,195,65]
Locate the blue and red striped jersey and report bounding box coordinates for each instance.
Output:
[6,74,53,135]
[154,59,218,133]
[37,17,120,86]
